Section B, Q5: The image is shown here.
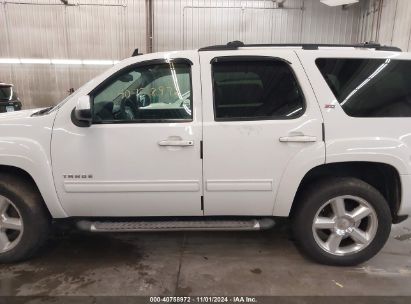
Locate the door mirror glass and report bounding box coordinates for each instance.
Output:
[73,95,92,127]
[137,93,151,107]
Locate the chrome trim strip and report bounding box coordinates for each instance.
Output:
[64,180,200,193]
[206,179,273,192]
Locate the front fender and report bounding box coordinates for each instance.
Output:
[0,110,67,217]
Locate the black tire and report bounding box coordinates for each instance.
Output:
[0,173,51,263]
[292,177,391,266]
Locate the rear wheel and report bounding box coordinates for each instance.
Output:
[0,173,50,263]
[292,177,391,266]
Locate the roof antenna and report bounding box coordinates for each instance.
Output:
[132,48,143,57]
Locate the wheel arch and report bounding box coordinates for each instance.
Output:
[288,161,402,223]
[0,164,66,218]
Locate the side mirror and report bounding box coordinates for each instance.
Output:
[137,93,151,107]
[73,95,92,127]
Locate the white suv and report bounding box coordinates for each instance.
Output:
[0,41,410,266]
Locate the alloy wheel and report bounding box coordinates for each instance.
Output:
[312,195,378,256]
[0,195,24,253]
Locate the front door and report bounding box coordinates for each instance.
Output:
[200,50,324,215]
[51,54,203,216]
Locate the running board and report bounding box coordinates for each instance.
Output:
[76,218,275,232]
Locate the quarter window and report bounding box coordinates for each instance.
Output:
[316,58,411,117]
[212,58,305,120]
[92,61,192,123]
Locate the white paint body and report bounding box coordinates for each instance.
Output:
[0,47,410,219]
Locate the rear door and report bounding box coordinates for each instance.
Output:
[200,50,325,215]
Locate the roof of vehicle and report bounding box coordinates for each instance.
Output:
[198,41,402,52]
[0,83,13,87]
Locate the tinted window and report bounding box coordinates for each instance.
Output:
[92,61,192,123]
[316,58,411,117]
[212,59,304,120]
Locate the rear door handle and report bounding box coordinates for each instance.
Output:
[158,140,194,147]
[279,136,317,143]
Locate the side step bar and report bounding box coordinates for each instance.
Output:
[77,218,275,232]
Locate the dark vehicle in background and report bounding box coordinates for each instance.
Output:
[0,82,22,113]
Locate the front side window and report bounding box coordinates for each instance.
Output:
[316,58,411,117]
[212,58,305,120]
[92,60,192,123]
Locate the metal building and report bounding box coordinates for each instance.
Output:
[0,0,410,107]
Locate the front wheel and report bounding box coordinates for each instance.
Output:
[0,173,51,263]
[292,177,392,266]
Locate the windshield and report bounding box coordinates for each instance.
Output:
[0,86,15,100]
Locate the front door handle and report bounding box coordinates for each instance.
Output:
[158,140,194,147]
[279,135,317,143]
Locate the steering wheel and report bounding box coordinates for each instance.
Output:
[119,95,139,120]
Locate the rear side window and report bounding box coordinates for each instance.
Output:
[212,58,305,120]
[316,58,411,117]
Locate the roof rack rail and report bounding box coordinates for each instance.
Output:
[198,41,402,52]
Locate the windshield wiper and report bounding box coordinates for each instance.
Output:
[31,106,54,116]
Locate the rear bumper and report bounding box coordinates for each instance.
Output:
[0,100,22,112]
